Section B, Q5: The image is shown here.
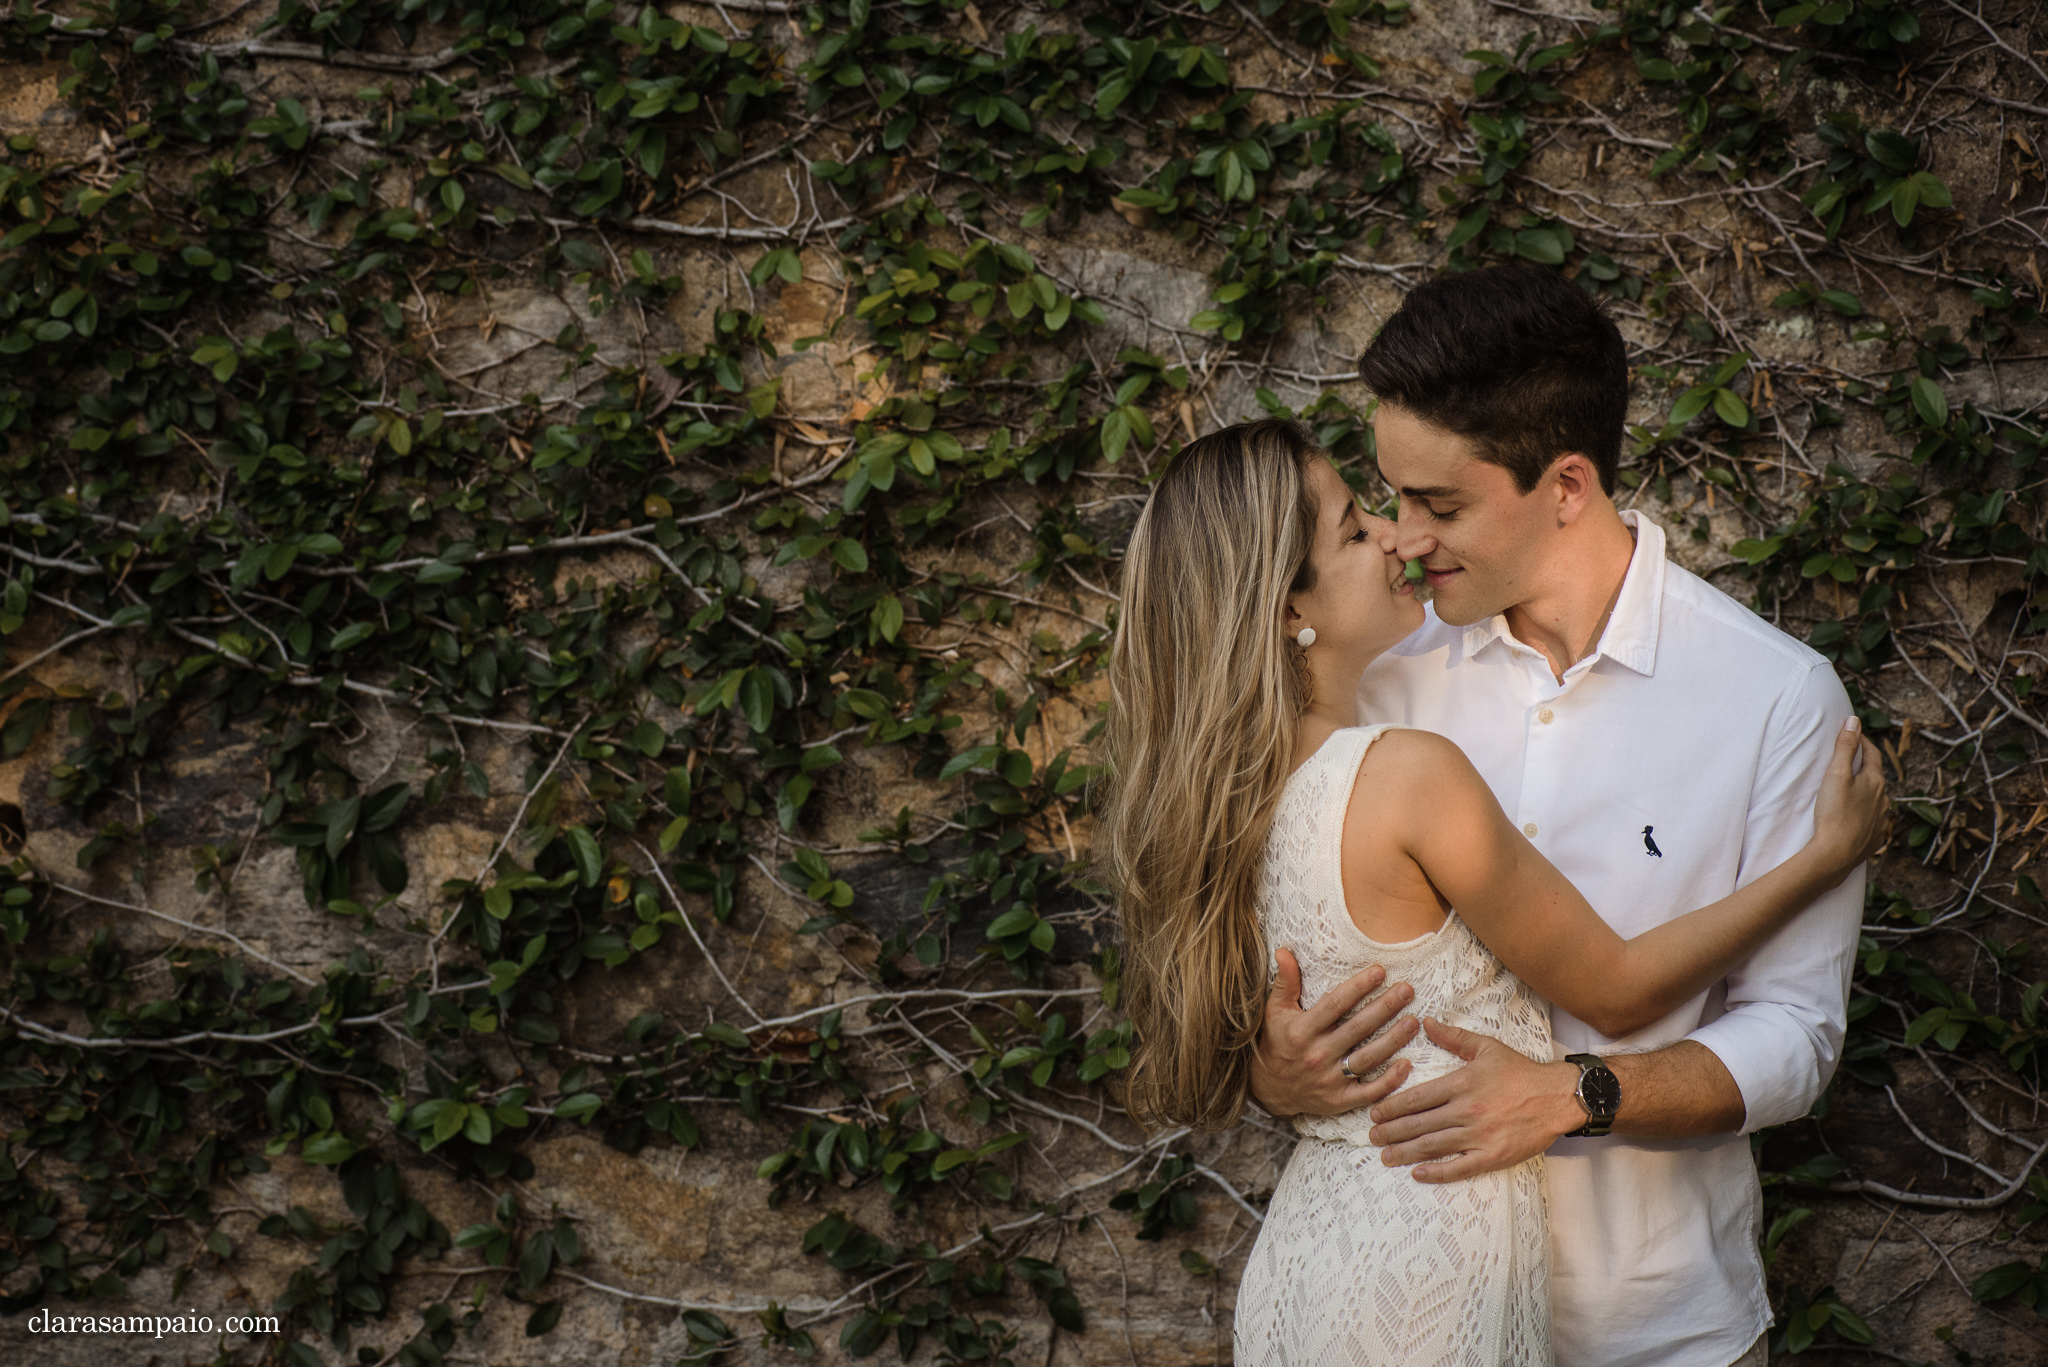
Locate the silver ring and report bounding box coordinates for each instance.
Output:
[1339,1050,1360,1082]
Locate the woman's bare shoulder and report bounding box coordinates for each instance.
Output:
[1352,728,1509,878]
[1359,726,1482,787]
[1353,727,1496,825]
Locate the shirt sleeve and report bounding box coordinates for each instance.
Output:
[1686,659,1865,1134]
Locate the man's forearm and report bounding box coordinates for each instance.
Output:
[1606,1040,1746,1138]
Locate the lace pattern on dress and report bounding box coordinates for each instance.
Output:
[1232,725,1556,1366]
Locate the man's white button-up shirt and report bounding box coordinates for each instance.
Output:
[1356,512,1863,1367]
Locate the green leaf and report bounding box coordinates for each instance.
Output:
[323,795,362,859]
[1218,150,1246,202]
[563,825,604,887]
[1889,176,1920,227]
[1903,1007,1948,1047]
[775,773,813,832]
[2,697,49,757]
[554,1092,603,1122]
[1912,171,1952,210]
[1972,1260,2038,1303]
[1865,128,1918,173]
[1100,408,1131,463]
[1055,763,1099,795]
[1513,226,1566,264]
[701,1022,750,1050]
[1729,537,1783,565]
[1828,1303,1873,1346]
[658,814,690,853]
[1669,387,1712,425]
[737,666,776,732]
[362,829,409,894]
[940,744,1001,780]
[361,782,410,832]
[1445,207,1491,252]
[1710,388,1750,427]
[872,594,905,642]
[302,1134,358,1165]
[986,904,1037,938]
[432,1103,469,1144]
[416,560,464,585]
[630,720,667,757]
[1909,376,1948,428]
[518,1229,555,1290]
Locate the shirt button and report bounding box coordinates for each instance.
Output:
[1538,708,1555,724]
[1523,822,1539,837]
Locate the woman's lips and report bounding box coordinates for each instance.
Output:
[1424,566,1462,589]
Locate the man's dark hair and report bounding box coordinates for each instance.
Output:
[1357,265,1629,494]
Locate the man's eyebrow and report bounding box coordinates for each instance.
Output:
[1397,484,1461,500]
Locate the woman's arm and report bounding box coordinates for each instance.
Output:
[1364,721,1885,1038]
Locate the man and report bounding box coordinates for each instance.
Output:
[1249,265,1865,1367]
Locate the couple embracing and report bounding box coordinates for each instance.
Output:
[1098,266,1889,1366]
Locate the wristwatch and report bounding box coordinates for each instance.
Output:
[1565,1053,1621,1138]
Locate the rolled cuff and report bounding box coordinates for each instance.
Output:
[1688,1005,1836,1134]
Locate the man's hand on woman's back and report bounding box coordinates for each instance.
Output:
[1248,949,1419,1118]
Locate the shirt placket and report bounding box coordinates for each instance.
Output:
[1507,643,1597,844]
[1508,646,1569,844]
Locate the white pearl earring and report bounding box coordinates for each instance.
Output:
[1295,627,1316,648]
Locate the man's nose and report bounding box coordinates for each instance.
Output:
[1392,509,1438,562]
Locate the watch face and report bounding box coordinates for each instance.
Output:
[1581,1068,1622,1116]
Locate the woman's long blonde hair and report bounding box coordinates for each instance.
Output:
[1100,419,1322,1131]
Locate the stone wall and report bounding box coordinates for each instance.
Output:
[1,1,2045,1364]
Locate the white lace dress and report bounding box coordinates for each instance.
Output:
[1233,725,1556,1366]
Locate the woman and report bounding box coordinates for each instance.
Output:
[1098,419,1886,1364]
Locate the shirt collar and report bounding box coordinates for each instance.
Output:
[1459,509,1666,678]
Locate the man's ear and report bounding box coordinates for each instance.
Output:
[1550,452,1603,526]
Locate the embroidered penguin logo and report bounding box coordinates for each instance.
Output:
[1642,826,1663,858]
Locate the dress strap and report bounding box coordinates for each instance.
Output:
[1313,724,1400,892]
